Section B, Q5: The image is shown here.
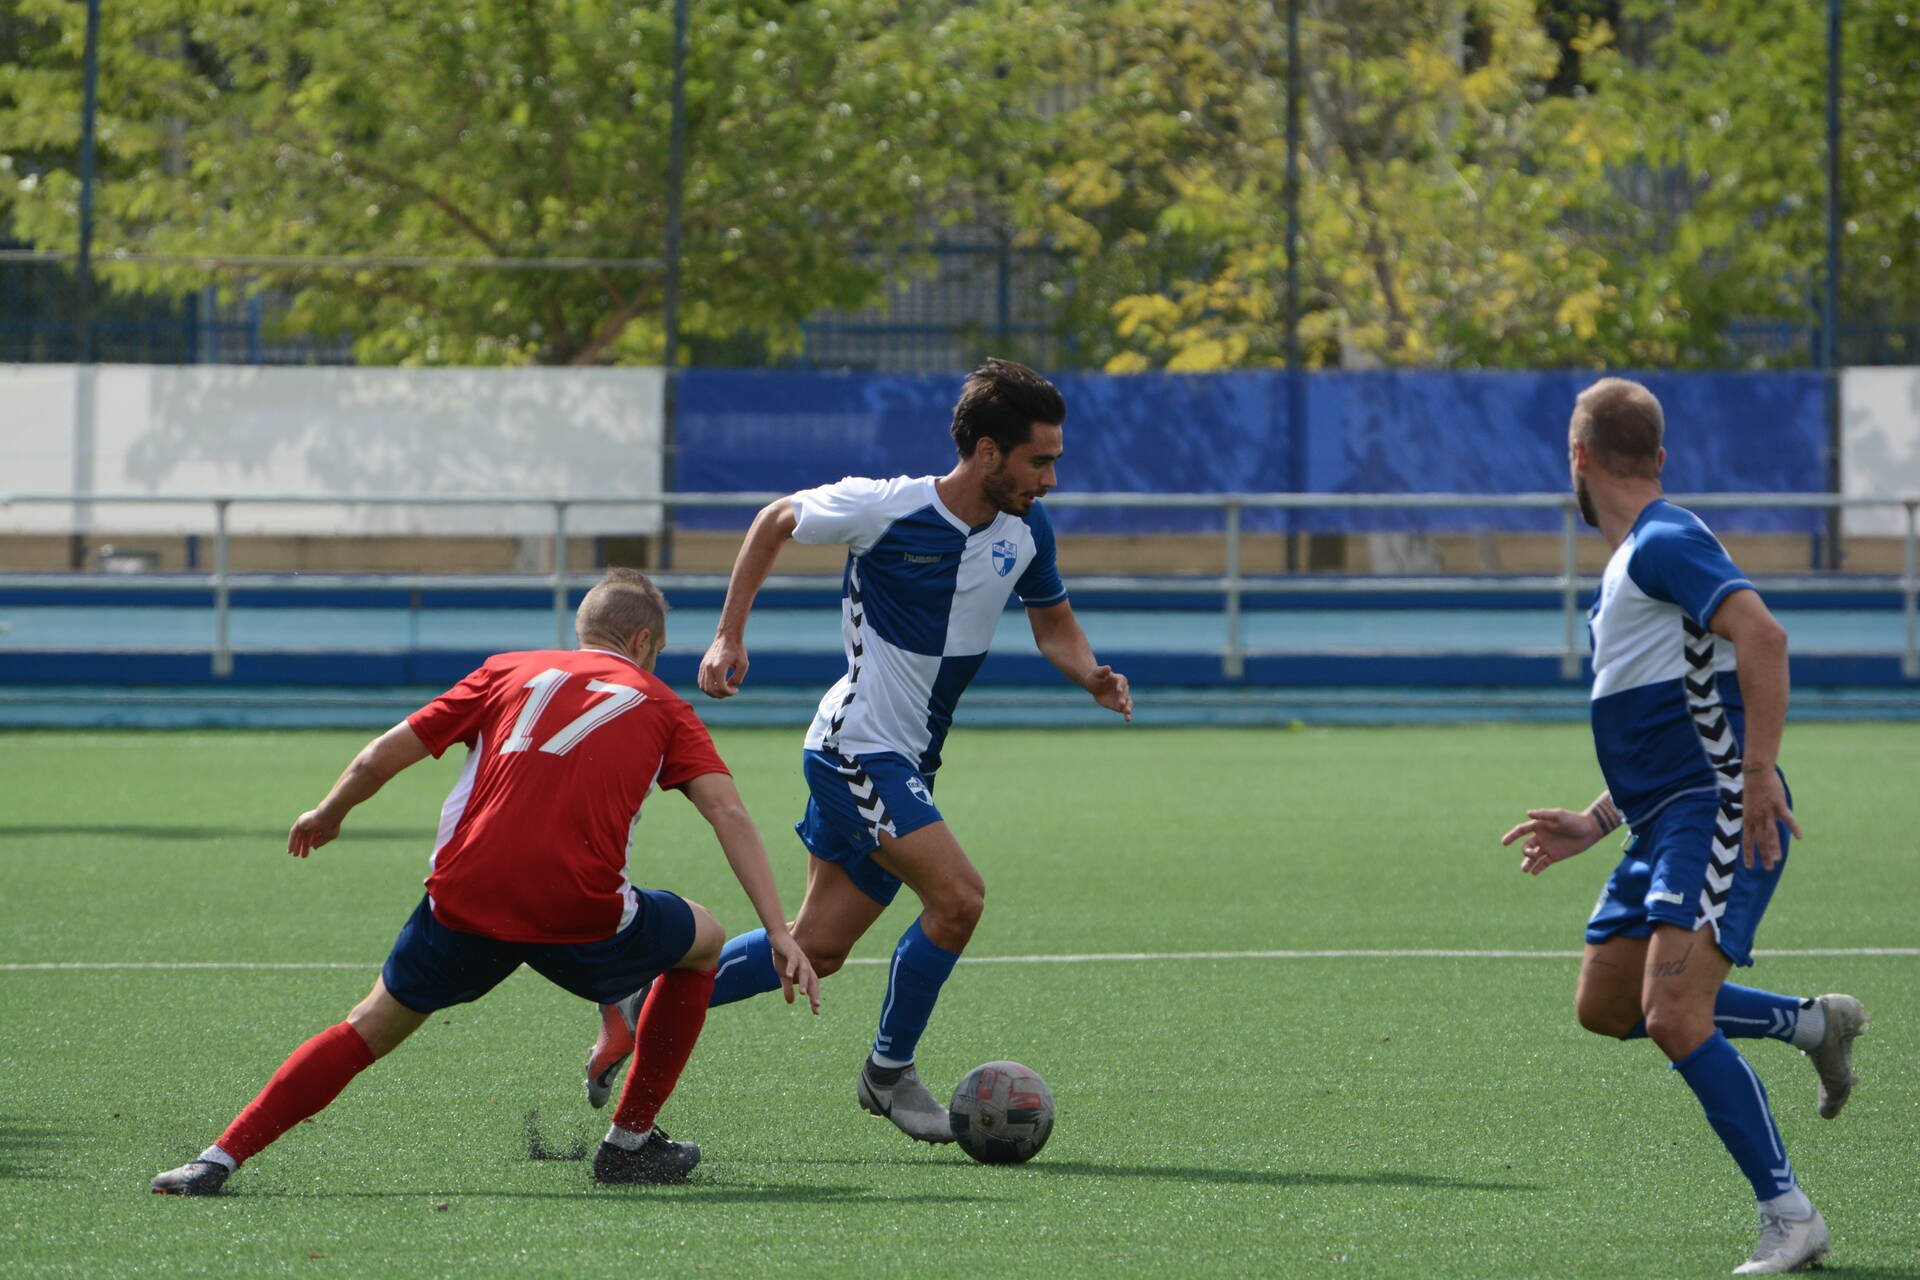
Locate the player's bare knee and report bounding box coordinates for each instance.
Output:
[1576,999,1639,1040]
[347,983,420,1059]
[1642,1004,1712,1059]
[923,883,984,950]
[805,945,850,978]
[678,902,725,970]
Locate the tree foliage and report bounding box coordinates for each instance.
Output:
[2,0,1912,369]
[1608,0,1920,363]
[0,0,1060,364]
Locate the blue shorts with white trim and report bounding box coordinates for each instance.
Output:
[1585,790,1791,968]
[794,749,945,906]
[380,890,696,1014]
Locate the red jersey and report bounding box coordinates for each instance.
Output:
[405,648,729,944]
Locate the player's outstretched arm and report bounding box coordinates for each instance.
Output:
[679,771,821,1013]
[288,721,431,857]
[1501,791,1620,875]
[698,496,800,699]
[1708,588,1802,870]
[1026,600,1132,722]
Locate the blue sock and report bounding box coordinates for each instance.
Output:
[871,919,960,1066]
[1712,984,1805,1042]
[1622,984,1806,1042]
[1673,1031,1796,1201]
[708,929,781,1008]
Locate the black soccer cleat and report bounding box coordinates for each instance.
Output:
[590,1130,701,1186]
[151,1159,231,1196]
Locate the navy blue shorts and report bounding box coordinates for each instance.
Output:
[1585,789,1791,968]
[794,749,944,906]
[380,891,697,1014]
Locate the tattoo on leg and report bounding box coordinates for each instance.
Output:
[1649,942,1692,979]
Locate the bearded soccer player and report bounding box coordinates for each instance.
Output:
[1501,379,1867,1275]
[151,569,818,1195]
[585,358,1131,1142]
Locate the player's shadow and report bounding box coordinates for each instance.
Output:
[242,1183,1004,1207]
[0,824,429,842]
[0,1116,61,1180]
[1029,1160,1538,1193]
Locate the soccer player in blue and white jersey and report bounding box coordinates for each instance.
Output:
[1502,378,1867,1275]
[587,358,1131,1142]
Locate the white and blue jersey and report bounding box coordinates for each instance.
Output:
[793,475,1067,774]
[1588,498,1756,826]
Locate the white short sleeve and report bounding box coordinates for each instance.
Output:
[790,476,921,552]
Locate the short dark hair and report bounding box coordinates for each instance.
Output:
[950,358,1066,460]
[575,567,668,645]
[1571,377,1664,477]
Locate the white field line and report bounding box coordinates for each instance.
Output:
[2,947,1916,973]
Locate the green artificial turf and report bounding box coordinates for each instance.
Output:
[1,725,1915,1278]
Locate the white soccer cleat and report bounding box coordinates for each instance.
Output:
[1732,1205,1830,1274]
[584,985,649,1109]
[1805,994,1867,1120]
[856,1062,956,1144]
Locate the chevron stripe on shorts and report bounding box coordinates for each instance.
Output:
[834,752,896,842]
[1683,617,1743,938]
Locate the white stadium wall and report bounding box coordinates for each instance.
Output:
[0,365,666,536]
[1842,366,1920,537]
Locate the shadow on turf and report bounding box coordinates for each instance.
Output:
[0,1117,61,1180]
[237,1184,1006,1207]
[1015,1160,1537,1193]
[771,1156,1536,1193]
[0,824,430,842]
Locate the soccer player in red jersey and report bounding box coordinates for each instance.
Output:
[151,569,818,1194]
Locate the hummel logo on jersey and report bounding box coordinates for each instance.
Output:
[906,775,933,806]
[1649,891,1686,905]
[991,538,1018,576]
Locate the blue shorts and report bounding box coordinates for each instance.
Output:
[380,891,696,1014]
[794,749,944,906]
[1585,789,1791,967]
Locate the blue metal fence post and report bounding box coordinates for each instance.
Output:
[1560,499,1582,681]
[1821,0,1843,569]
[212,498,233,677]
[68,0,104,571]
[1284,0,1305,573]
[659,0,690,570]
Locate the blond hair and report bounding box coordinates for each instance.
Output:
[575,567,668,647]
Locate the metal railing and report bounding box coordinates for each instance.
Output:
[2,490,1916,681]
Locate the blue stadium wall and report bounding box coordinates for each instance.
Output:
[675,369,1827,532]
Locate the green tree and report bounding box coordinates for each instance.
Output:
[0,0,1062,365]
[1021,0,1637,372]
[1610,0,1920,364]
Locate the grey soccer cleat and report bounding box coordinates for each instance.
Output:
[584,984,650,1109]
[1805,993,1868,1120]
[151,1159,231,1196]
[857,1061,956,1144]
[1732,1205,1830,1275]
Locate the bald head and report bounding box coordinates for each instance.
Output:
[576,567,668,662]
[1571,377,1664,478]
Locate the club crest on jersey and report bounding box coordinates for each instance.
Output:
[906,775,933,806]
[991,538,1018,577]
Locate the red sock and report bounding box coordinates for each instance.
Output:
[612,968,717,1136]
[215,1022,376,1165]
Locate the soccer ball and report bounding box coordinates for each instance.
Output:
[947,1060,1054,1164]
